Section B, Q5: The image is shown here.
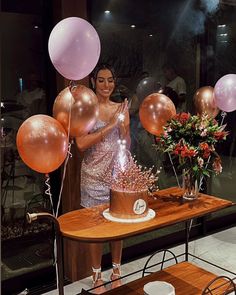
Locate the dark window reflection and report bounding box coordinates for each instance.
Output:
[1,1,55,292]
[89,0,236,198]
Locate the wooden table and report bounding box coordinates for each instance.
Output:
[58,187,233,242]
[105,262,234,295]
[57,187,234,294]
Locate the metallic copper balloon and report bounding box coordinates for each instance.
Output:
[16,115,68,173]
[53,87,73,133]
[139,93,176,136]
[53,85,99,137]
[194,86,219,118]
[70,85,99,136]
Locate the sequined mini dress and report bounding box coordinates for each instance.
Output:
[80,119,120,208]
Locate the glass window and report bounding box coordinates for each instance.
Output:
[89,0,236,201]
[1,0,56,291]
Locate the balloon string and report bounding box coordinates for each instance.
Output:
[220,111,227,126]
[45,174,55,216]
[55,141,73,218]
[168,152,181,187]
[69,80,77,92]
[54,83,73,218]
[53,136,73,293]
[50,85,74,292]
[53,85,74,292]
[67,82,73,141]
[44,175,60,288]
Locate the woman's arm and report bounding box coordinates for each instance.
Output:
[75,122,116,152]
[76,102,126,152]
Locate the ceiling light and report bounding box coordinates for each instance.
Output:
[34,25,39,29]
[131,25,136,28]
[104,10,110,14]
[149,34,153,37]
[218,24,226,27]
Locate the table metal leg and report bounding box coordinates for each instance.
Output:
[185,221,189,261]
[185,219,193,261]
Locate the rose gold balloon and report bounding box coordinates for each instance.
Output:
[139,93,176,136]
[194,86,219,118]
[16,115,68,173]
[53,87,73,132]
[53,85,99,137]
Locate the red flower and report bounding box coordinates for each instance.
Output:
[174,112,190,124]
[181,147,197,158]
[199,142,209,150]
[173,144,182,155]
[212,157,222,174]
[214,131,228,140]
[173,143,197,158]
[199,142,211,158]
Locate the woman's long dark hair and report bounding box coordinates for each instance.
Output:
[91,63,116,80]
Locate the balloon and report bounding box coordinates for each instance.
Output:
[193,86,219,118]
[16,115,68,173]
[136,77,162,102]
[139,93,176,136]
[48,17,101,80]
[214,74,236,112]
[53,85,99,137]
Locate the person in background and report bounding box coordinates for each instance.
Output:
[17,72,46,119]
[75,64,130,294]
[162,86,179,110]
[162,64,187,112]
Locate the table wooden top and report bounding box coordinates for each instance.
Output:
[58,187,233,242]
[104,261,233,295]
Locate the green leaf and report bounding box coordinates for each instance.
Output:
[202,170,210,177]
[193,165,198,172]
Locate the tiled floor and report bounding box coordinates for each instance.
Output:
[44,226,236,295]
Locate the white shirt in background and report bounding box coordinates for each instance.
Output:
[167,76,186,112]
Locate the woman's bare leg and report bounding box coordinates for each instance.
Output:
[110,240,123,289]
[89,243,106,294]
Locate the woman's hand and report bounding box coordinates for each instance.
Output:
[117,99,129,139]
[110,99,129,128]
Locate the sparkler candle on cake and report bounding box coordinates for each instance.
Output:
[107,141,160,219]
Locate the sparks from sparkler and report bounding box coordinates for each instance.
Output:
[110,140,160,192]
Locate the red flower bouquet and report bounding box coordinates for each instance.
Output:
[155,113,228,199]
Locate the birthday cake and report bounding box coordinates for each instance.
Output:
[105,144,159,220]
[110,189,149,219]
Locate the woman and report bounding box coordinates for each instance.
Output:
[76,64,130,294]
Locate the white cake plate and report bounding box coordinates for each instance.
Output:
[102,208,156,223]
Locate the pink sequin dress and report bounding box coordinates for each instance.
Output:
[80,119,120,208]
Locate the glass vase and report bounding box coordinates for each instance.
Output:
[182,171,199,200]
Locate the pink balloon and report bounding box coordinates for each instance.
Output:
[214,74,236,112]
[48,17,101,80]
